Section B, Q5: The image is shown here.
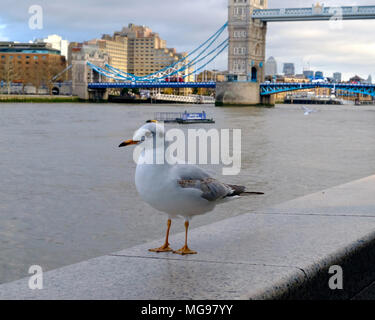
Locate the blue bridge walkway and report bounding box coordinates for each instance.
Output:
[88,81,375,97]
[88,82,217,89]
[260,82,375,97]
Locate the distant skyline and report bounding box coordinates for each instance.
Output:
[1,0,374,81]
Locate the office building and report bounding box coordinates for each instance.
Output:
[86,35,128,73]
[333,72,342,83]
[315,71,324,79]
[283,63,295,76]
[303,70,314,79]
[112,24,193,80]
[0,42,67,90]
[265,56,277,77]
[35,34,69,59]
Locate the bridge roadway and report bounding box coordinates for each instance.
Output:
[260,82,375,97]
[88,81,375,97]
[252,5,375,22]
[88,81,216,90]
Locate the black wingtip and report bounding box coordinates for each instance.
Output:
[242,192,265,195]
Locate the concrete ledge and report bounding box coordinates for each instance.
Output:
[1,176,375,300]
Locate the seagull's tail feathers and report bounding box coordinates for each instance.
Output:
[226,184,264,197]
[241,191,265,195]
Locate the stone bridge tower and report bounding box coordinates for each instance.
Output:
[71,45,109,100]
[216,0,271,106]
[228,0,268,82]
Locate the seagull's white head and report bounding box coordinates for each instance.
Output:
[119,121,165,148]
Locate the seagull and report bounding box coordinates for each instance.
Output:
[302,106,317,115]
[119,121,264,255]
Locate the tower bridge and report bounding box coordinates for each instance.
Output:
[217,0,375,106]
[82,0,375,104]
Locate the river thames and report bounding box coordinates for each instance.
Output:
[1,102,375,284]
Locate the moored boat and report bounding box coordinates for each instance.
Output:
[152,111,215,124]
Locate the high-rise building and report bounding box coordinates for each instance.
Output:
[283,63,295,76]
[367,75,372,84]
[303,70,314,79]
[265,56,277,76]
[86,35,128,73]
[112,24,192,80]
[333,72,342,83]
[35,34,69,59]
[315,71,324,79]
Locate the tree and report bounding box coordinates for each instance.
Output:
[28,56,66,94]
[28,62,44,94]
[44,59,67,94]
[0,57,19,94]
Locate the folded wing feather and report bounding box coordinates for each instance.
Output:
[174,164,263,202]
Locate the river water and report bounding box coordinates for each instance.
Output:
[1,102,375,284]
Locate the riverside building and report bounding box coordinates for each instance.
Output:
[0,42,67,90]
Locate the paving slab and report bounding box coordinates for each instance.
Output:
[265,175,375,216]
[112,213,375,299]
[0,255,305,300]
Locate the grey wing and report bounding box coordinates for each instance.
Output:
[178,177,234,202]
[172,165,234,201]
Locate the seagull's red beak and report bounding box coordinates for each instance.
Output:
[119,140,140,148]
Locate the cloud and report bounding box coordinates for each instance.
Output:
[267,18,375,80]
[0,24,9,41]
[1,0,374,80]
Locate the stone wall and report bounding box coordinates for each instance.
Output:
[215,81,261,106]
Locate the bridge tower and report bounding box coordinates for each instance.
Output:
[216,0,272,106]
[228,0,267,82]
[71,46,109,101]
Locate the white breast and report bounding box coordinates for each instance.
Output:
[135,163,215,219]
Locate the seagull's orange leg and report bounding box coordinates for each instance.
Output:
[173,221,197,255]
[149,219,173,253]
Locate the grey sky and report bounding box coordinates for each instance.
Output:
[0,0,374,80]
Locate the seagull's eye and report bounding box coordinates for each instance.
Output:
[141,136,146,142]
[145,131,152,137]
